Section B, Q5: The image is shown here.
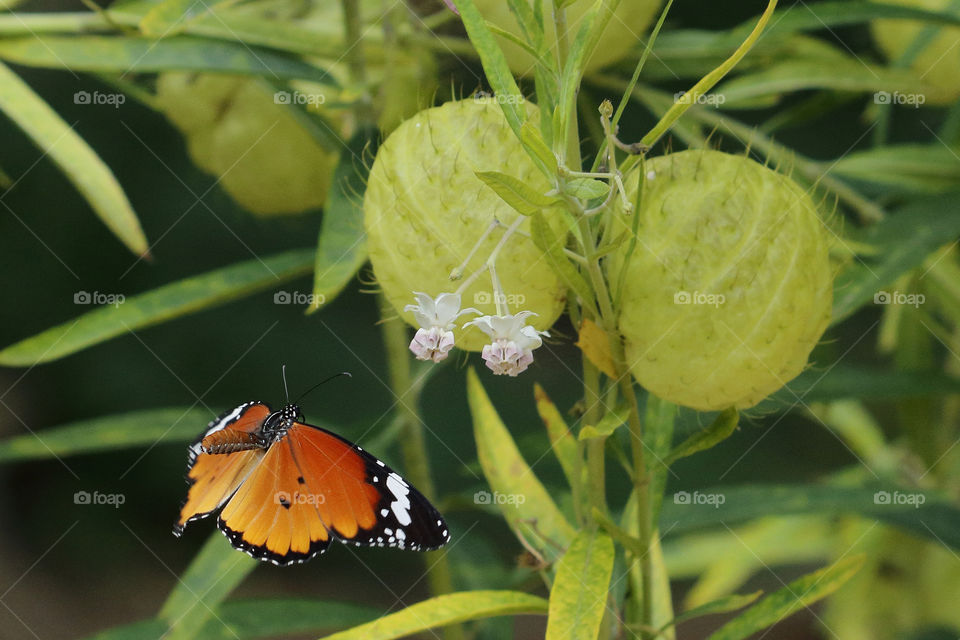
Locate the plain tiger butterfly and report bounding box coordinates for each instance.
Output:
[173,372,450,565]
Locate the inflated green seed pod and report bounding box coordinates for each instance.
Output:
[872,0,960,105]
[364,98,567,352]
[610,150,833,411]
[156,73,337,216]
[475,0,662,75]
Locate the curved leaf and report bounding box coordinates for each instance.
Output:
[467,368,576,563]
[659,484,960,550]
[707,555,865,640]
[829,144,960,193]
[0,248,313,366]
[317,591,549,640]
[0,407,207,462]
[534,383,580,490]
[307,128,376,314]
[159,533,257,640]
[0,35,337,84]
[545,531,615,640]
[0,60,148,256]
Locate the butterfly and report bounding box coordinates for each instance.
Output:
[173,374,450,565]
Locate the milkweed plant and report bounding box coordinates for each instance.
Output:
[2,0,960,638]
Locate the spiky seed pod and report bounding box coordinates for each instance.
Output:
[872,0,960,105]
[155,74,337,216]
[610,150,833,411]
[364,98,567,352]
[475,0,663,76]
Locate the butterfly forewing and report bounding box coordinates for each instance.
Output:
[174,402,271,535]
[291,422,450,551]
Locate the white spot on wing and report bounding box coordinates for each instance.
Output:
[386,473,412,526]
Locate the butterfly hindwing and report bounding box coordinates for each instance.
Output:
[174,402,271,536]
[290,423,450,551]
[217,437,332,565]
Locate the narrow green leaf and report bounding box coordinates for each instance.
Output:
[832,196,960,323]
[454,0,526,135]
[318,591,549,640]
[578,402,630,440]
[520,119,559,177]
[0,35,337,84]
[555,0,603,157]
[534,383,580,491]
[476,170,560,215]
[659,591,763,633]
[659,484,960,550]
[0,248,314,366]
[0,60,148,256]
[829,144,960,192]
[707,555,865,640]
[467,369,576,563]
[663,408,738,466]
[545,530,615,640]
[159,533,257,640]
[529,211,598,318]
[593,507,645,557]
[307,128,376,313]
[0,408,208,462]
[562,177,609,200]
[139,0,206,37]
[716,59,943,107]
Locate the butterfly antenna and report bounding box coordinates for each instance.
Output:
[282,364,290,404]
[293,372,352,405]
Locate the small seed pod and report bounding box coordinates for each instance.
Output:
[475,0,663,75]
[364,98,567,351]
[156,74,337,215]
[872,0,960,105]
[610,150,833,411]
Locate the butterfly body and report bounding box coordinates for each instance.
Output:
[175,400,450,565]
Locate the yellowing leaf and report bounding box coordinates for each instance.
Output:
[576,318,616,378]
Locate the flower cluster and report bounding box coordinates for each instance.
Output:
[406,293,547,376]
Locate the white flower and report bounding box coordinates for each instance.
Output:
[404,292,479,362]
[463,311,547,376]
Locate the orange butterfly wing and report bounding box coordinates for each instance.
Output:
[174,402,270,536]
[215,422,449,564]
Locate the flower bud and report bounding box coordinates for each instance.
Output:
[610,150,833,411]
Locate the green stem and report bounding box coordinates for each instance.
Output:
[582,359,607,519]
[341,0,374,123]
[378,295,463,640]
